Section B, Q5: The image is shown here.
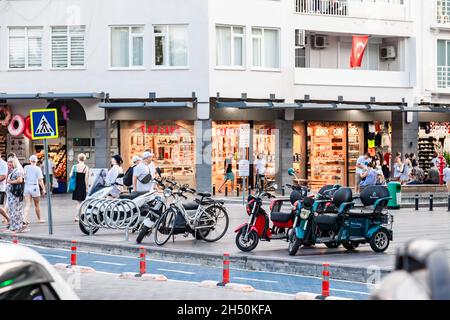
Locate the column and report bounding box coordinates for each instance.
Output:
[195,119,212,193]
[391,111,419,170]
[275,119,294,192]
[94,120,111,169]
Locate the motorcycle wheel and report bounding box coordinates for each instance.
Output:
[370,229,390,253]
[342,242,359,251]
[136,225,151,244]
[325,242,340,249]
[79,221,99,235]
[235,228,259,252]
[288,234,302,256]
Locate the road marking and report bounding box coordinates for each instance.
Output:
[42,254,67,259]
[332,288,370,295]
[157,268,196,275]
[233,277,278,284]
[93,261,126,266]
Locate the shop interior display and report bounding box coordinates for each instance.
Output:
[253,126,276,180]
[348,123,365,187]
[34,126,67,182]
[307,122,347,190]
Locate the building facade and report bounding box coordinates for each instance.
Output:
[0,0,447,192]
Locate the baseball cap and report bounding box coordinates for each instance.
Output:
[142,151,152,159]
[132,156,142,163]
[29,155,38,162]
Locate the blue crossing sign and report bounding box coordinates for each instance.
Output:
[30,109,59,140]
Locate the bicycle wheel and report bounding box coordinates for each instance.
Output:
[154,208,176,246]
[197,205,229,243]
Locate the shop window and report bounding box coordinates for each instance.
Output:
[253,122,276,182]
[153,25,188,67]
[8,27,43,69]
[51,25,86,69]
[348,123,365,189]
[110,26,144,68]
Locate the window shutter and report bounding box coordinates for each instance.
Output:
[9,28,26,68]
[70,26,85,67]
[52,26,68,68]
[27,28,43,67]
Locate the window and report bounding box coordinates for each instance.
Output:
[295,29,306,68]
[216,25,245,68]
[437,39,450,88]
[252,28,280,69]
[8,27,43,69]
[110,26,144,68]
[51,26,85,68]
[153,25,188,67]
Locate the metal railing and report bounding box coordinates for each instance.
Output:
[295,0,348,16]
[437,1,450,24]
[437,66,450,89]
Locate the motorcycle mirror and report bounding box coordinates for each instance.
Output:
[288,168,295,176]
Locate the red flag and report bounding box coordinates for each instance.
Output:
[350,35,369,68]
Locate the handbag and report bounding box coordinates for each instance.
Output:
[11,182,24,198]
[67,165,77,193]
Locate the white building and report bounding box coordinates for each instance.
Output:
[0,0,447,191]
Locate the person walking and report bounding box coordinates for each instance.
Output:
[218,155,234,193]
[147,153,157,190]
[393,152,403,181]
[0,152,10,228]
[355,152,371,193]
[444,164,450,193]
[70,154,89,222]
[5,155,27,233]
[23,155,46,225]
[400,153,412,185]
[105,155,124,186]
[132,152,153,193]
[360,162,378,192]
[255,154,267,191]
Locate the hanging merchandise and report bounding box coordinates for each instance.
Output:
[23,116,32,140]
[367,131,376,149]
[0,106,12,127]
[8,114,25,136]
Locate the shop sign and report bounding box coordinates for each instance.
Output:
[140,125,179,135]
[239,124,250,148]
[239,159,250,177]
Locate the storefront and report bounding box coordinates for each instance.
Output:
[120,120,196,187]
[417,122,450,172]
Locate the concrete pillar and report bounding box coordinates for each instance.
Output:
[94,119,111,169]
[275,119,294,192]
[195,119,212,193]
[391,111,419,170]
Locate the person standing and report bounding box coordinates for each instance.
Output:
[400,153,412,185]
[23,155,46,225]
[5,155,27,233]
[218,155,234,193]
[0,152,10,227]
[132,152,153,193]
[105,155,124,186]
[355,152,371,193]
[360,162,378,192]
[393,152,403,181]
[426,163,440,185]
[444,164,450,193]
[255,154,267,190]
[147,153,157,190]
[41,155,54,194]
[71,154,89,222]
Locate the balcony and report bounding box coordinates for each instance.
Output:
[295,0,409,21]
[437,1,450,25]
[295,68,412,88]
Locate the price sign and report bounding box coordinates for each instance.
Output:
[239,160,250,177]
[239,124,250,148]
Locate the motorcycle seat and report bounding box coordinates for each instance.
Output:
[271,212,293,223]
[119,192,146,200]
[198,192,212,198]
[183,201,199,211]
[315,214,339,226]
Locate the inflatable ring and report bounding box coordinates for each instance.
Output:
[8,114,25,136]
[24,116,32,140]
[0,106,12,127]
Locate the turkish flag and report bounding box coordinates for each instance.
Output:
[350,35,369,68]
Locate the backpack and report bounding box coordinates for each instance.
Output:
[123,166,134,187]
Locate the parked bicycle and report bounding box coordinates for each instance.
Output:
[154,180,229,246]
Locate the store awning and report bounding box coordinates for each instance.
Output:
[216,101,402,111]
[99,101,194,109]
[0,92,106,100]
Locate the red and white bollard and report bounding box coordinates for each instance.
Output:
[12,234,18,245]
[70,240,77,266]
[218,253,230,286]
[321,263,330,298]
[139,246,146,275]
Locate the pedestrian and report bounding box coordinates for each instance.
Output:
[41,155,54,194]
[147,153,157,189]
[23,155,46,225]
[382,160,390,181]
[255,154,267,191]
[444,164,450,194]
[400,153,412,185]
[105,155,124,186]
[132,152,153,193]
[430,152,438,168]
[218,155,234,193]
[122,156,141,189]
[4,154,27,233]
[355,152,371,193]
[393,152,403,181]
[70,153,89,222]
[426,162,440,185]
[410,153,418,168]
[360,162,378,192]
[0,151,10,228]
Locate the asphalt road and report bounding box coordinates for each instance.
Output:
[26,244,371,300]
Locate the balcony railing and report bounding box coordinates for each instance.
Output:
[437,66,450,88]
[295,0,348,17]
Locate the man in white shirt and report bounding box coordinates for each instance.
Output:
[355,153,371,194]
[0,152,10,226]
[24,155,46,224]
[133,152,153,193]
[255,154,267,190]
[147,153,156,190]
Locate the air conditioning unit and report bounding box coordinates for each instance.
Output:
[311,35,329,49]
[380,46,396,60]
[295,29,306,47]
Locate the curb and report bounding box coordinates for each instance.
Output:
[119,272,168,281]
[54,263,95,273]
[295,292,352,300]
[199,280,255,292]
[0,233,391,283]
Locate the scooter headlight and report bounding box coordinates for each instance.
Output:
[300,209,310,220]
[163,188,172,198]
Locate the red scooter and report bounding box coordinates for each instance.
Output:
[234,183,305,252]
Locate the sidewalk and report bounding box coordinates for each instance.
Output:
[2,193,450,282]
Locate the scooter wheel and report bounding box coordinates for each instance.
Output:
[370,229,390,253]
[79,221,99,235]
[136,225,151,244]
[288,235,302,256]
[235,229,259,252]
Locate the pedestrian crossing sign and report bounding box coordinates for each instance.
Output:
[30,109,59,140]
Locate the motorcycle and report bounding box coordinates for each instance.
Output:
[288,184,394,256]
[235,182,301,252]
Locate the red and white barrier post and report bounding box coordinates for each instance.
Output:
[70,240,77,266]
[218,253,230,286]
[12,234,18,245]
[139,246,146,276]
[321,263,330,298]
